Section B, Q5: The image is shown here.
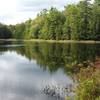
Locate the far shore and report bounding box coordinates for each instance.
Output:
[0,39,100,44]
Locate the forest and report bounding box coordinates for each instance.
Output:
[0,0,100,40]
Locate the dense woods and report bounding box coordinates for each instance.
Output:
[0,0,100,40]
[0,23,12,39]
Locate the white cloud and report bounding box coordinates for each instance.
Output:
[0,0,80,25]
[0,0,17,14]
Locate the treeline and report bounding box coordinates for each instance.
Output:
[0,23,12,39]
[0,0,100,40]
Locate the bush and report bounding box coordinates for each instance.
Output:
[75,68,100,100]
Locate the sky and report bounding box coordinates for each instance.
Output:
[0,0,93,25]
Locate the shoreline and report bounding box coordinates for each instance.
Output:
[0,39,100,44]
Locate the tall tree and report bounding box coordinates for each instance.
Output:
[77,0,92,40]
[0,23,12,39]
[40,8,65,40]
[63,5,81,40]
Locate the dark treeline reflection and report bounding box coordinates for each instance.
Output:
[0,41,100,75]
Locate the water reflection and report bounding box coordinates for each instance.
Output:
[0,41,100,100]
[1,41,98,74]
[0,51,72,100]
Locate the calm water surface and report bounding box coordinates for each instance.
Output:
[0,41,100,100]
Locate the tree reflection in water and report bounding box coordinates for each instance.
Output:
[0,41,100,75]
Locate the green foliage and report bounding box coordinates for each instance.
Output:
[95,0,100,5]
[91,3,100,40]
[63,5,81,40]
[75,68,100,100]
[24,19,32,39]
[0,0,100,40]
[13,23,26,39]
[15,1,100,40]
[40,8,65,40]
[0,23,12,39]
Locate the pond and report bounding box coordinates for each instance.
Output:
[0,40,100,100]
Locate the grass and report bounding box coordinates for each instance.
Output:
[0,39,100,44]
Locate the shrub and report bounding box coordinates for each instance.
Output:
[75,68,100,100]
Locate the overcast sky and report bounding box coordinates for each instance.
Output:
[0,0,93,25]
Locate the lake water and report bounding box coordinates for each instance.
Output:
[0,40,100,100]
